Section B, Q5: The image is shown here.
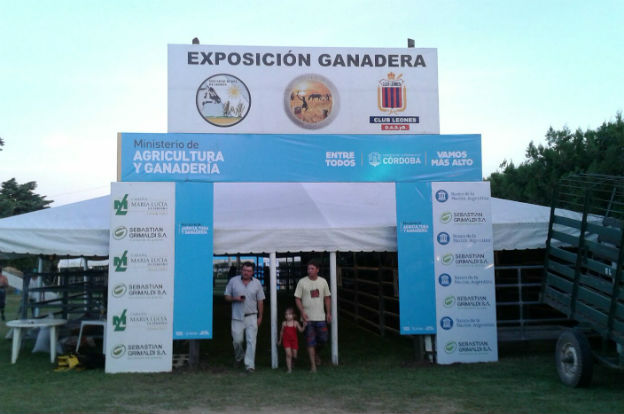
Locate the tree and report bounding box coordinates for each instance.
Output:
[487,113,624,206]
[0,178,53,218]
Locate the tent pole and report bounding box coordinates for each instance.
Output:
[270,252,278,369]
[34,256,44,317]
[330,251,338,365]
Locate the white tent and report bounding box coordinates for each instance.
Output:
[0,183,555,257]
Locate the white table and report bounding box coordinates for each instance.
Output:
[6,319,67,364]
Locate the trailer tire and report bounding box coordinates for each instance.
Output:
[555,329,593,387]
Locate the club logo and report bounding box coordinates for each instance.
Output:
[440,212,452,224]
[284,74,339,129]
[114,194,128,216]
[370,72,419,131]
[378,72,406,114]
[196,74,251,127]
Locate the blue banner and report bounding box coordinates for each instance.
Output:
[174,182,214,339]
[119,133,482,182]
[396,182,437,334]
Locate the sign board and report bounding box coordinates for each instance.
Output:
[395,181,436,334]
[432,182,498,363]
[118,133,481,183]
[173,182,214,340]
[107,182,175,373]
[168,45,439,134]
[107,182,213,373]
[107,43,492,371]
[395,181,498,362]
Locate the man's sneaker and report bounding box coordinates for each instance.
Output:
[246,367,255,373]
[233,359,243,369]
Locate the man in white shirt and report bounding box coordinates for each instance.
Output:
[224,261,265,372]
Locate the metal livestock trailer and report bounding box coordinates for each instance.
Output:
[541,174,624,387]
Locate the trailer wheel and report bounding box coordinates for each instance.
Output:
[555,329,593,387]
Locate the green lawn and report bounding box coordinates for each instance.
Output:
[2,292,624,414]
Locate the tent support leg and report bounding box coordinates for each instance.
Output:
[270,252,278,369]
[189,340,200,368]
[413,335,424,361]
[330,251,338,366]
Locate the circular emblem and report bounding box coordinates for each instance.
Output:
[435,189,449,203]
[443,296,456,308]
[440,316,454,330]
[438,273,452,287]
[445,341,457,354]
[440,212,452,224]
[437,232,450,245]
[112,283,127,298]
[196,74,251,127]
[284,74,339,129]
[113,226,128,240]
[111,344,126,359]
[441,253,454,265]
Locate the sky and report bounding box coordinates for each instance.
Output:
[1,0,623,206]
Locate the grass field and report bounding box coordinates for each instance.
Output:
[2,292,624,414]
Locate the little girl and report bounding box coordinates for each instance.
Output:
[277,307,306,373]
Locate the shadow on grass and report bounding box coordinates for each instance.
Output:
[2,292,624,413]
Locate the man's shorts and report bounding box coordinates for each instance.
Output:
[305,321,328,347]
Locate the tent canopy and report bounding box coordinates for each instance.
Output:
[0,183,555,257]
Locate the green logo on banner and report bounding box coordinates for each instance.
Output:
[111,344,126,359]
[440,212,452,224]
[445,341,457,354]
[113,309,127,332]
[112,283,127,298]
[113,226,128,240]
[444,296,456,308]
[114,194,129,216]
[442,253,454,265]
[114,251,128,272]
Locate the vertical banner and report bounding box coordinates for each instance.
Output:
[174,182,214,339]
[396,182,436,334]
[107,182,175,373]
[432,182,498,364]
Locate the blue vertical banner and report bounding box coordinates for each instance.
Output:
[174,182,214,339]
[396,182,436,334]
